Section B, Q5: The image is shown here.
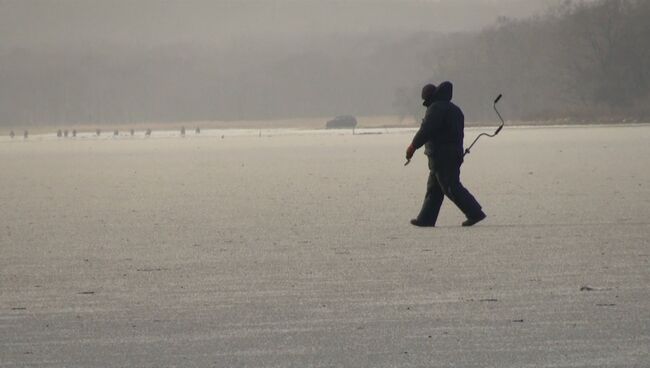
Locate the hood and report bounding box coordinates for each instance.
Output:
[434,81,453,102]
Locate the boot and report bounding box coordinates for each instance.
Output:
[462,212,486,227]
[410,218,435,227]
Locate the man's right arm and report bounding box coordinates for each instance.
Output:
[411,104,445,150]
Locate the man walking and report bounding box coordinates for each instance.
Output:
[406,81,486,227]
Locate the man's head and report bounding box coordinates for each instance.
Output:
[421,83,437,107]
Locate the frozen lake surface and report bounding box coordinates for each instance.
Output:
[1,125,649,367]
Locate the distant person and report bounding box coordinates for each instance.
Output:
[96,129,101,136]
[23,130,28,139]
[9,130,15,139]
[180,126,185,136]
[406,81,486,227]
[64,129,68,138]
[113,129,119,136]
[145,128,151,137]
[130,129,135,136]
[72,129,77,137]
[195,127,200,134]
[57,129,62,137]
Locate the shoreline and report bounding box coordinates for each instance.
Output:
[2,116,649,139]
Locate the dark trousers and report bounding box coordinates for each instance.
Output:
[417,155,484,225]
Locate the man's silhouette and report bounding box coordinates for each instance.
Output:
[406,81,486,227]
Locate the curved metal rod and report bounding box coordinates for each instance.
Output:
[464,94,504,157]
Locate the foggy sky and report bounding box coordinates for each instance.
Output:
[2,0,552,48]
[0,0,557,125]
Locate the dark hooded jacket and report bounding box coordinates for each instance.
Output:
[411,81,464,160]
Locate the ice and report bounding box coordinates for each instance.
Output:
[1,124,649,367]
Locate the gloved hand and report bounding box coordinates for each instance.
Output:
[406,144,415,160]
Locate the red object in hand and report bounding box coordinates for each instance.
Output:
[406,144,415,160]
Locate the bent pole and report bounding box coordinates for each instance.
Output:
[463,94,504,157]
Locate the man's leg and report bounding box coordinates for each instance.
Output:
[436,160,485,222]
[413,158,444,226]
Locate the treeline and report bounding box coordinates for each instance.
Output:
[401,0,650,122]
[0,36,429,127]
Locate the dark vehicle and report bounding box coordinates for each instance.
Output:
[326,115,357,129]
